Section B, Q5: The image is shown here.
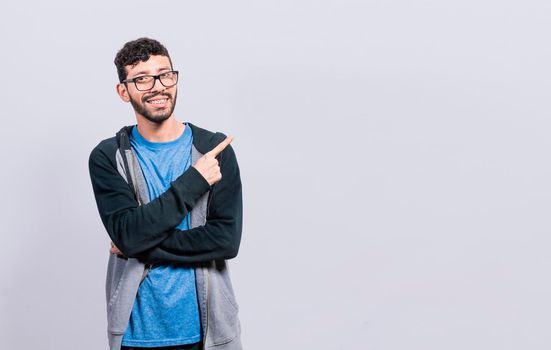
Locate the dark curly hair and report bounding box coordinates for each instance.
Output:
[114,38,173,83]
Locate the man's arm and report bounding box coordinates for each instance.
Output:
[137,143,243,264]
[89,144,211,257]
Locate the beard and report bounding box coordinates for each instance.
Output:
[129,89,178,124]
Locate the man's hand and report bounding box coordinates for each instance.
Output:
[110,242,125,257]
[193,136,234,186]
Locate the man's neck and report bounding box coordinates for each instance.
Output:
[135,115,185,142]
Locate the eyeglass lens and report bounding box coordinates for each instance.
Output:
[135,72,178,91]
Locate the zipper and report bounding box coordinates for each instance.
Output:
[120,136,151,281]
[203,266,209,350]
[203,154,220,348]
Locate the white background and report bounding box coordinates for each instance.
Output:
[1,1,550,349]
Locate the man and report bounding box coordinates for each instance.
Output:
[88,38,243,350]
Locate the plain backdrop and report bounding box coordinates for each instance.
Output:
[1,1,551,349]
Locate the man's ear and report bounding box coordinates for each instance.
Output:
[116,83,130,102]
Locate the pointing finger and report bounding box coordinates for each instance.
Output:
[207,135,234,157]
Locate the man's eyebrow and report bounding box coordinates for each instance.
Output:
[130,67,172,78]
[131,70,149,77]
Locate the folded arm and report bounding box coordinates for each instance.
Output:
[88,145,211,257]
[137,143,243,264]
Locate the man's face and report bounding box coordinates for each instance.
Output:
[117,55,177,124]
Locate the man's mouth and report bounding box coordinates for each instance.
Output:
[145,95,170,107]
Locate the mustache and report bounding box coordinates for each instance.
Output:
[142,92,172,102]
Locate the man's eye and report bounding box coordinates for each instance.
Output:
[160,72,172,78]
[135,76,152,82]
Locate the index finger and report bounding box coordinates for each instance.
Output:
[207,135,234,157]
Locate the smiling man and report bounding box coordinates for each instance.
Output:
[88,38,243,350]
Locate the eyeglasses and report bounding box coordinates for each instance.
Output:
[122,70,179,91]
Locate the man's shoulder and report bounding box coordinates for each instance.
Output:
[89,122,231,161]
[89,135,119,166]
[90,125,134,158]
[188,122,228,154]
[91,135,118,154]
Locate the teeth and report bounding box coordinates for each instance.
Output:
[148,99,167,104]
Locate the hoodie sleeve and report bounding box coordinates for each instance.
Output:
[88,141,211,257]
[136,143,243,264]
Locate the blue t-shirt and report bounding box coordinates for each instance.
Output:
[122,124,201,347]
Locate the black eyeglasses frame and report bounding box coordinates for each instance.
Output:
[121,70,179,91]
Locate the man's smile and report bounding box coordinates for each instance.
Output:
[145,95,170,108]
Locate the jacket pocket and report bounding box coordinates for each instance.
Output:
[106,254,126,309]
[206,261,240,346]
[106,258,145,334]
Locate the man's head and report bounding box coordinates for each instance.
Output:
[114,38,178,124]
